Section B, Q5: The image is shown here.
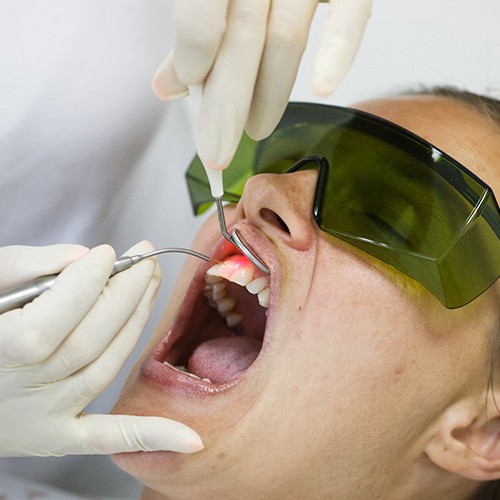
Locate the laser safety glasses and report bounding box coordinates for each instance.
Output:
[186,103,500,309]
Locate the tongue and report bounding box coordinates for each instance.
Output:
[188,336,262,384]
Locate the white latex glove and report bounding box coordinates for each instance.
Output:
[0,242,203,457]
[153,0,371,169]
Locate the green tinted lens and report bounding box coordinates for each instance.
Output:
[185,121,328,213]
[186,133,256,214]
[185,103,500,308]
[308,126,499,309]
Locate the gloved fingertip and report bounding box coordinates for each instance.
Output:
[63,244,90,261]
[245,119,276,142]
[196,142,231,171]
[312,79,336,99]
[152,83,189,102]
[95,243,115,254]
[90,244,117,265]
[150,435,204,454]
[152,55,189,101]
[176,433,204,454]
[312,41,354,98]
[201,158,228,171]
[142,418,204,454]
[41,244,89,262]
[198,129,240,171]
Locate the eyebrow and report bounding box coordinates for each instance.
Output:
[375,149,463,232]
[378,149,433,189]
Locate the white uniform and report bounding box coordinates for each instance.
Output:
[0,1,200,498]
[0,0,199,249]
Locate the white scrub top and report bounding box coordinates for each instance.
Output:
[0,2,201,498]
[0,0,197,249]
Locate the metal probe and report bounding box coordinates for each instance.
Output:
[214,198,270,274]
[0,247,212,315]
[188,84,269,275]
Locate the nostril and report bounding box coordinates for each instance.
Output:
[260,208,291,235]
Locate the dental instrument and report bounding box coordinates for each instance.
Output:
[0,247,212,315]
[188,84,270,274]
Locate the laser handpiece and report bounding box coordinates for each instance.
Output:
[0,247,212,315]
[188,84,270,275]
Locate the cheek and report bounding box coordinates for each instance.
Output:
[262,246,437,431]
[263,254,492,470]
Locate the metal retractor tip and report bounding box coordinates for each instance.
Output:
[214,198,270,274]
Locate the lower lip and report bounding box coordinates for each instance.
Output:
[140,334,240,397]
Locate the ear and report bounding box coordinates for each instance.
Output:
[425,392,500,481]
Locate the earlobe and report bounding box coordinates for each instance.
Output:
[425,394,500,481]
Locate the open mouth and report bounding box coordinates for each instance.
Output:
[143,246,271,393]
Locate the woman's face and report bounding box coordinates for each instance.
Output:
[112,96,500,499]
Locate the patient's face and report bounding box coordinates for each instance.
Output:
[112,96,500,498]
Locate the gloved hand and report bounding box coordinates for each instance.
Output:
[153,0,371,169]
[0,242,203,457]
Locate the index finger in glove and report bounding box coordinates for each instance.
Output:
[245,0,319,140]
[312,0,371,97]
[173,0,229,84]
[152,50,189,101]
[0,245,88,289]
[196,0,271,170]
[78,414,203,455]
[0,245,115,367]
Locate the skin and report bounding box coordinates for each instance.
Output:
[112,96,500,499]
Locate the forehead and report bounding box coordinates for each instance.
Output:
[353,96,500,198]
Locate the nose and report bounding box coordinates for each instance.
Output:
[234,169,319,252]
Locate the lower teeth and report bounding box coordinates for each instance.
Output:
[162,361,212,383]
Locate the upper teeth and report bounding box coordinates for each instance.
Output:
[204,256,270,327]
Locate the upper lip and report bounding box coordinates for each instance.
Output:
[222,220,275,273]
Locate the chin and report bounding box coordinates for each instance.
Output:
[111,217,282,494]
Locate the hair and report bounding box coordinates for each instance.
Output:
[406,85,500,127]
[426,87,500,375]
[430,92,500,362]
[415,86,500,500]
[429,87,500,125]
[476,480,500,500]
